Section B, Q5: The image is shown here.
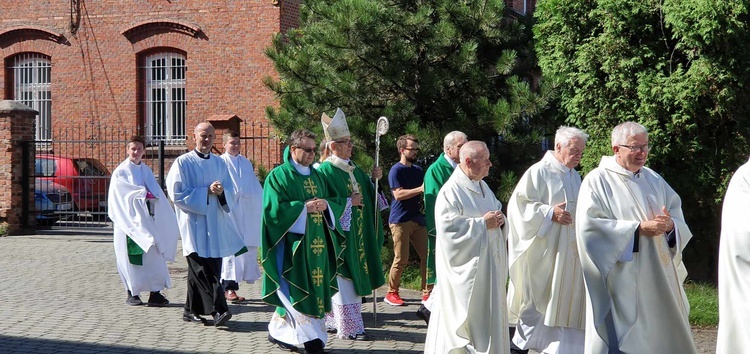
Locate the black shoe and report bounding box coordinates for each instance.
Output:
[416,304,430,325]
[303,339,327,354]
[510,349,529,354]
[268,334,298,352]
[182,311,207,324]
[326,327,337,334]
[146,292,169,307]
[361,296,367,304]
[346,332,370,341]
[126,295,143,306]
[212,311,232,327]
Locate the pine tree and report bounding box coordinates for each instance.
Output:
[265,0,555,195]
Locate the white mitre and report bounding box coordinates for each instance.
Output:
[321,108,350,141]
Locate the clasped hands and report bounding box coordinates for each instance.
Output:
[483,210,505,229]
[209,181,224,195]
[552,202,573,225]
[638,206,675,236]
[306,198,328,214]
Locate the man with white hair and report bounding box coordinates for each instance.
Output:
[506,126,588,354]
[420,130,467,323]
[576,121,696,353]
[425,141,510,354]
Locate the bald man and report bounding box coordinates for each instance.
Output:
[166,122,246,327]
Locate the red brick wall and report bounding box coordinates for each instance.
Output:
[0,101,37,231]
[505,0,536,15]
[0,0,291,168]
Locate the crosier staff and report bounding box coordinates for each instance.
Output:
[371,116,389,325]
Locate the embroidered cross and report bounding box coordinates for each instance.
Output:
[304,178,318,196]
[310,213,323,225]
[311,237,325,255]
[312,267,324,286]
[318,298,324,314]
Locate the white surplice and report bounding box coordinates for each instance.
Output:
[166,151,245,258]
[506,151,585,354]
[220,153,263,284]
[717,158,750,354]
[108,159,179,294]
[576,156,696,354]
[424,167,509,354]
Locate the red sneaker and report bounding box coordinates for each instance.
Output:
[421,294,430,303]
[384,292,405,306]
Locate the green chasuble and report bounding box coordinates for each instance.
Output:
[317,159,386,295]
[424,153,455,285]
[261,148,345,318]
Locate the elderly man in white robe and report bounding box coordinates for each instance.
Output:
[717,158,750,353]
[167,122,246,327]
[109,135,179,307]
[220,130,263,303]
[507,126,588,354]
[425,140,510,354]
[576,121,696,354]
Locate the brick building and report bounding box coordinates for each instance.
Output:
[0,0,300,172]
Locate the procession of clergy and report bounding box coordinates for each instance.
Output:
[106,108,747,354]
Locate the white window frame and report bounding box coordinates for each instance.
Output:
[10,53,52,141]
[141,52,186,145]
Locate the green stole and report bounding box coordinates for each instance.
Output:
[260,149,344,318]
[424,153,455,284]
[317,158,386,295]
[126,236,144,265]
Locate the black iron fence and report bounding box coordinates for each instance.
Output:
[23,122,281,229]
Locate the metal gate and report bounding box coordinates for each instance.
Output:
[23,122,281,230]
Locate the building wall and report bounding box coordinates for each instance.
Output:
[0,0,286,168]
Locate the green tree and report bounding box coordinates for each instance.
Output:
[535,0,750,282]
[264,0,556,197]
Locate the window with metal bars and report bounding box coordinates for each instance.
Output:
[8,53,52,141]
[140,52,186,145]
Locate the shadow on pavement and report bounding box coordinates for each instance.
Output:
[0,335,179,354]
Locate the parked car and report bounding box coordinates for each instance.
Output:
[35,179,74,225]
[35,155,110,215]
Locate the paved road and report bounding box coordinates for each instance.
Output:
[0,231,717,353]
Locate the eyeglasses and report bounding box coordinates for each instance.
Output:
[403,148,420,151]
[294,146,316,154]
[619,144,649,153]
[334,139,354,146]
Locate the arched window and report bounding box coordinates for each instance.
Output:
[8,53,52,141]
[140,51,186,145]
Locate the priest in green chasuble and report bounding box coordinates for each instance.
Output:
[262,129,345,354]
[316,108,386,340]
[420,130,467,323]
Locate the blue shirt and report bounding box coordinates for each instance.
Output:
[388,162,425,225]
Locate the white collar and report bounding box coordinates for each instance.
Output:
[291,157,311,175]
[443,154,458,168]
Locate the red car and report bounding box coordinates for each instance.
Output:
[35,155,110,213]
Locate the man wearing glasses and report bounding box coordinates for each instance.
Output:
[506,126,588,354]
[385,134,430,307]
[316,108,385,341]
[261,129,344,354]
[576,121,697,353]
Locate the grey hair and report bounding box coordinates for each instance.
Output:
[443,131,468,151]
[611,122,647,147]
[555,126,589,147]
[289,129,317,147]
[459,141,488,162]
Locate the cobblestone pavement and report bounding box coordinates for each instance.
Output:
[0,231,717,353]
